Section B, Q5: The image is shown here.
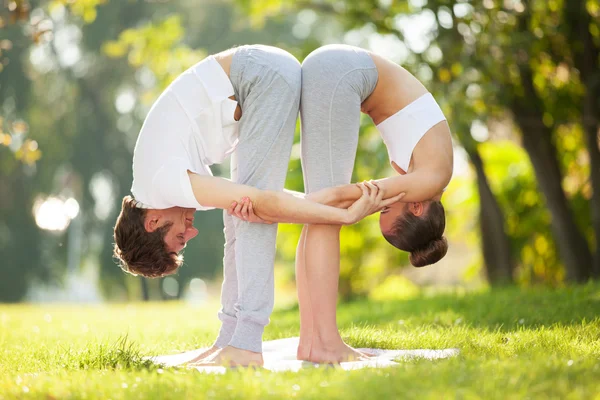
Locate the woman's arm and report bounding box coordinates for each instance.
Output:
[188,172,397,225]
[309,167,449,207]
[375,170,448,202]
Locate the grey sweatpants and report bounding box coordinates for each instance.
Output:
[300,45,378,193]
[213,45,301,353]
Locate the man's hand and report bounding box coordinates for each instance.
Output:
[227,197,273,224]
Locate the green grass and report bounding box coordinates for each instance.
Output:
[1,284,599,399]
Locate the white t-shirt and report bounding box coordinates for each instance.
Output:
[376,93,446,172]
[131,56,239,210]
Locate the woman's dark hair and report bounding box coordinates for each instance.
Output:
[113,196,183,277]
[382,200,448,267]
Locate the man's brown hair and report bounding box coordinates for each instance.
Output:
[113,196,183,277]
[382,200,448,267]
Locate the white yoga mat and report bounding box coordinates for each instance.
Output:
[148,337,459,373]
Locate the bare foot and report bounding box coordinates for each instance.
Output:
[187,345,264,368]
[308,338,373,364]
[186,345,220,364]
[297,338,312,361]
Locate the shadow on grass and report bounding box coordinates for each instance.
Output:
[274,283,600,331]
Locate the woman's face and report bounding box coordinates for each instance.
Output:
[379,201,425,235]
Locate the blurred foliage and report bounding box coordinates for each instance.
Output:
[0,0,305,302]
[1,0,598,302]
[479,141,562,284]
[102,15,204,95]
[0,118,41,165]
[241,0,599,290]
[50,0,107,23]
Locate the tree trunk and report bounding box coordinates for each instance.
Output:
[469,149,515,284]
[511,63,592,282]
[583,94,600,278]
[564,0,600,278]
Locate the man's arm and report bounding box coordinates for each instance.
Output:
[188,172,387,225]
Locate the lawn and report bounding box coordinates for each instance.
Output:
[1,284,599,399]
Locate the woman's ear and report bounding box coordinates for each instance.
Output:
[409,202,424,216]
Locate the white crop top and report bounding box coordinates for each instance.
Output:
[376,93,446,172]
[131,56,240,210]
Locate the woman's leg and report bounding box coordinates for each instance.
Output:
[295,226,313,360]
[304,224,356,362]
[299,45,378,362]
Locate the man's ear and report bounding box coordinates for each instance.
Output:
[144,210,161,232]
[409,202,424,217]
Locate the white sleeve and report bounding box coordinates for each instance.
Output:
[151,158,215,211]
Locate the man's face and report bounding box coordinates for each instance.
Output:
[145,207,199,253]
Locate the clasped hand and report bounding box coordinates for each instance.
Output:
[227,181,404,225]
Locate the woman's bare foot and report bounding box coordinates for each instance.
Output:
[308,337,373,364]
[297,337,312,361]
[187,345,264,367]
[186,345,220,364]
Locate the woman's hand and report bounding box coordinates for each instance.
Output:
[345,181,405,225]
[227,197,272,224]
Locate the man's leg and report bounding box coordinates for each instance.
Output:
[188,211,238,363]
[299,45,378,363]
[212,149,244,349]
[194,45,301,366]
[214,212,239,346]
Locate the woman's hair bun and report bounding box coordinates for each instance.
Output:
[409,236,448,267]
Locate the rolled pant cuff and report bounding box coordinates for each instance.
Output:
[214,313,237,348]
[228,319,265,353]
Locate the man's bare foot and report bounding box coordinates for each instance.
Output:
[187,345,264,368]
[308,337,373,364]
[186,345,220,364]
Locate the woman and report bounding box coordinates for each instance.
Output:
[231,44,453,363]
[113,44,400,367]
[299,44,453,363]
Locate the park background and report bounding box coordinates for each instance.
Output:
[1,1,600,399]
[1,0,599,302]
